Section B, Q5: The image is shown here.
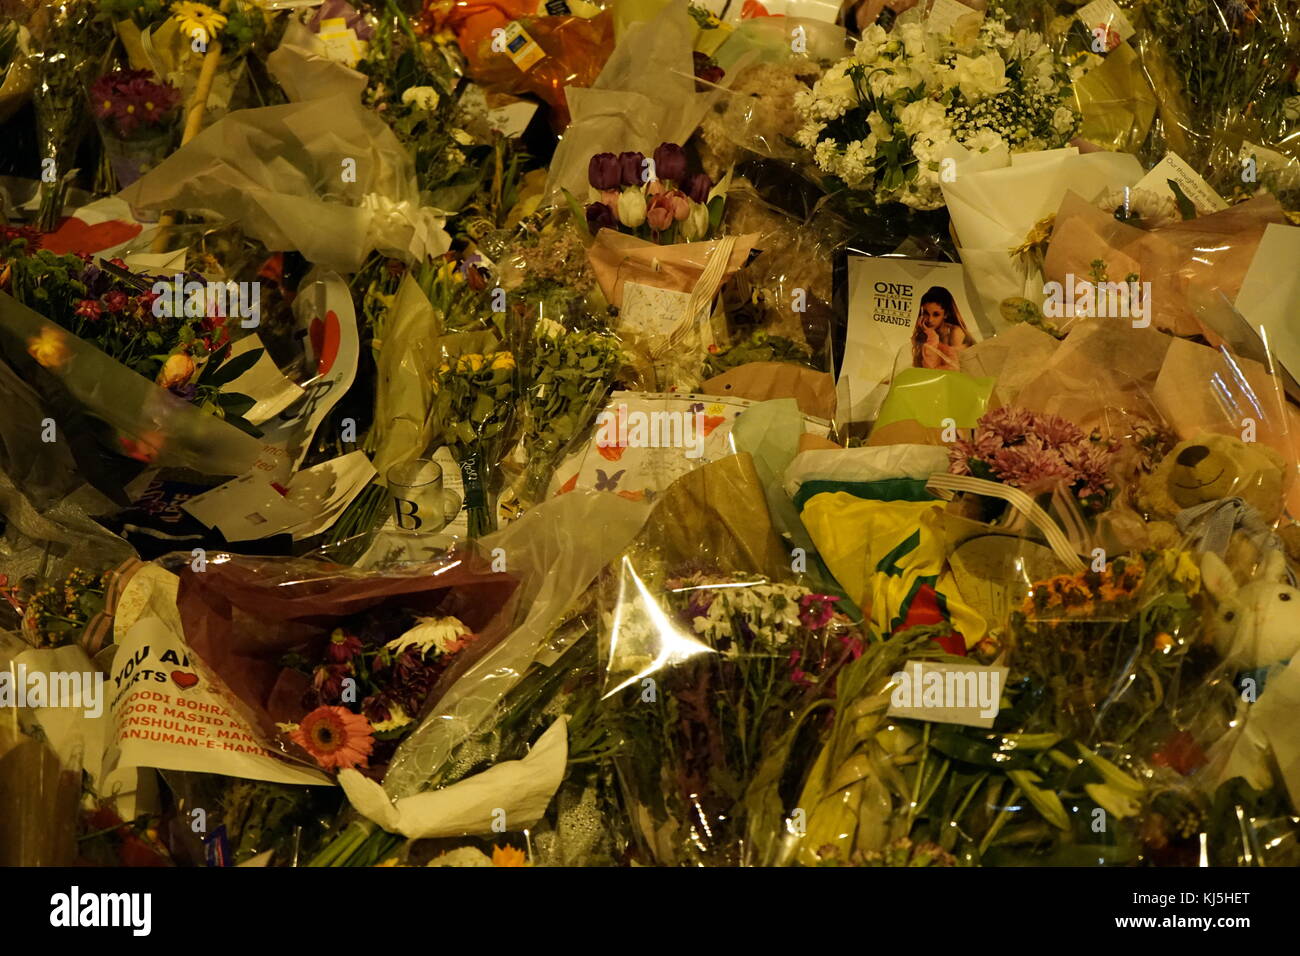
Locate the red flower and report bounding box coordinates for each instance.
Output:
[75,299,104,321]
[102,290,129,313]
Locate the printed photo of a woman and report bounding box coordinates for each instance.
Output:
[911,286,972,370]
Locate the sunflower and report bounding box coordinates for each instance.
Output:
[171,1,227,46]
[290,705,374,770]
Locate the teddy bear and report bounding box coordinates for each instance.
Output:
[1200,549,1300,808]
[1133,433,1300,575]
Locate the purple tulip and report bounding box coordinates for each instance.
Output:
[653,142,687,183]
[587,152,620,191]
[585,202,617,233]
[618,151,645,187]
[685,172,713,203]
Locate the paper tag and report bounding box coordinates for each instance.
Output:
[223,334,305,426]
[1135,152,1228,215]
[620,282,693,340]
[501,22,546,72]
[487,98,540,139]
[1077,0,1135,51]
[926,0,982,33]
[108,617,328,785]
[543,0,571,13]
[317,17,367,67]
[886,660,1007,728]
[182,473,309,540]
[1239,139,1295,174]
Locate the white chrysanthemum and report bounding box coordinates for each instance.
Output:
[1053,105,1078,134]
[427,847,494,867]
[385,615,471,656]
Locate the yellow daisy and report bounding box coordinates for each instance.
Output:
[27,326,71,369]
[171,1,227,45]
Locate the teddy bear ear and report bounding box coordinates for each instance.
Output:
[1260,548,1289,584]
[1200,551,1237,601]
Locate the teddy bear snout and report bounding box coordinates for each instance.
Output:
[1176,445,1210,467]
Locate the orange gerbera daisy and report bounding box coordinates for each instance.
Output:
[291,705,374,770]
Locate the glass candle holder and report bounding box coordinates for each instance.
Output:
[387,459,461,534]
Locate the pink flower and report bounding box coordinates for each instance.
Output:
[291,706,374,771]
[646,194,675,232]
[798,593,840,630]
[664,189,691,222]
[75,299,103,321]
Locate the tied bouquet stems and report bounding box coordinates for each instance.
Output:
[517,326,624,506]
[429,349,519,537]
[602,570,863,866]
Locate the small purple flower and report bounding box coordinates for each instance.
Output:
[653,143,687,183]
[585,201,616,233]
[587,152,621,191]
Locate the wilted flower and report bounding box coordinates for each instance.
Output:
[327,628,363,663]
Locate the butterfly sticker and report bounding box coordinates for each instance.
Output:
[594,469,625,491]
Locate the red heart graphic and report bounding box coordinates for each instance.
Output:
[597,442,627,462]
[171,670,199,690]
[702,415,727,436]
[308,310,341,376]
[42,217,142,255]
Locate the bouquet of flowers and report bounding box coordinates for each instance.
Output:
[516,325,624,506]
[795,19,1087,209]
[27,0,112,229]
[948,405,1117,514]
[580,142,722,244]
[429,348,519,536]
[281,616,481,772]
[602,566,864,866]
[89,69,181,187]
[3,248,261,434]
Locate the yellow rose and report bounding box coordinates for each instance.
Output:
[490,352,515,371]
[27,327,71,369]
[156,352,197,389]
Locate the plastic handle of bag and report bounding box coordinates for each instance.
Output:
[925,472,1087,573]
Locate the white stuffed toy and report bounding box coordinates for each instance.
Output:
[1201,550,1300,806]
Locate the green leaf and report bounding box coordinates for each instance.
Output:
[1166,179,1198,221]
[562,187,590,236]
[208,348,264,388]
[217,392,257,417]
[196,341,232,385]
[707,195,725,231]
